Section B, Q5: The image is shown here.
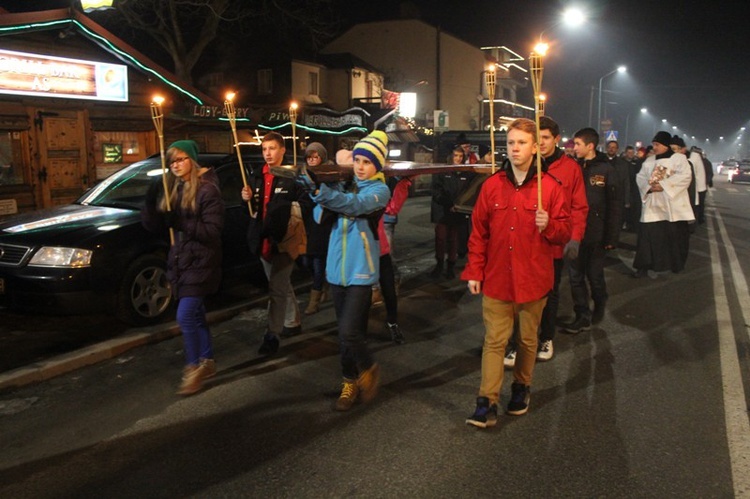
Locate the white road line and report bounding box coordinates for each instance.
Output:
[708,196,750,497]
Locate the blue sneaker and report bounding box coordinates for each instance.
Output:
[466,396,498,428]
[507,383,530,416]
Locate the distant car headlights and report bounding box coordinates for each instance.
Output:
[28,247,93,268]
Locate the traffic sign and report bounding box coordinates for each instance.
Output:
[605,130,618,143]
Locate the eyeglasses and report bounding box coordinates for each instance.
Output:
[170,157,190,167]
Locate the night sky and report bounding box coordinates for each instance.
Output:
[3,0,749,158]
[349,0,750,157]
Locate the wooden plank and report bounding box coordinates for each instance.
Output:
[270,161,498,182]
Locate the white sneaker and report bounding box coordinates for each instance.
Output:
[536,340,554,361]
[503,348,516,369]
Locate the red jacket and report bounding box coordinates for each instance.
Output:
[545,149,589,259]
[461,168,571,303]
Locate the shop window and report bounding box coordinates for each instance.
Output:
[258,69,273,95]
[0,131,24,186]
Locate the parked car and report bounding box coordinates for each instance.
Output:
[0,153,265,326]
[717,159,739,175]
[727,159,750,184]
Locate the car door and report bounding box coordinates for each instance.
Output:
[215,161,255,279]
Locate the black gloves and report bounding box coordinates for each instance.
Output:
[295,164,319,193]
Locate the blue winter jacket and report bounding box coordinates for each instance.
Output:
[312,172,390,287]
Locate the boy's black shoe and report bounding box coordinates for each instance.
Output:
[466,396,498,428]
[507,383,530,416]
[592,302,606,325]
[430,259,444,278]
[563,315,591,334]
[386,322,405,344]
[258,332,280,356]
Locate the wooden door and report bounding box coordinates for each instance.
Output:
[34,109,90,208]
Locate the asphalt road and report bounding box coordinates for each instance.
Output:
[1,183,749,497]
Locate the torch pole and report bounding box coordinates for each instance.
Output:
[149,97,174,245]
[224,93,255,218]
[530,51,545,210]
[485,65,497,175]
[289,102,298,168]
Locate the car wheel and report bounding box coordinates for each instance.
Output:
[115,255,172,326]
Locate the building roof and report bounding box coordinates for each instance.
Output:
[0,8,218,105]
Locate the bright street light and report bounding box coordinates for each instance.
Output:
[562,7,586,27]
[596,65,627,136]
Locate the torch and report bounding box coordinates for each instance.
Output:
[530,44,547,209]
[485,64,497,174]
[149,95,174,245]
[224,92,255,218]
[289,101,299,167]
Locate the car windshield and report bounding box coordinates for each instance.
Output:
[78,158,163,209]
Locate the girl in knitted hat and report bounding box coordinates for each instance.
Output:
[142,140,224,395]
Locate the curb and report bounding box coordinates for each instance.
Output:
[0,289,278,392]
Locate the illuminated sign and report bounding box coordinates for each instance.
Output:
[102,143,122,163]
[0,48,128,102]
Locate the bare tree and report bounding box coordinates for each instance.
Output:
[94,0,340,84]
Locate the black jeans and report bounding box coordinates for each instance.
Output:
[331,283,374,380]
[539,258,564,342]
[379,254,398,324]
[569,242,607,318]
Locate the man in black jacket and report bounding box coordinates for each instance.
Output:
[564,128,621,333]
[241,132,312,355]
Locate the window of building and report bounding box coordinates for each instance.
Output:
[0,131,24,186]
[258,69,273,95]
[308,71,319,96]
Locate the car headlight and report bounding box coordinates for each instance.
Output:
[28,247,93,268]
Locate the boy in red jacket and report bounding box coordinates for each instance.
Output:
[462,118,571,428]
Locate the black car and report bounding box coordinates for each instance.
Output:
[0,153,263,325]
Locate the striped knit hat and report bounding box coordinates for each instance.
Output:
[352,130,388,171]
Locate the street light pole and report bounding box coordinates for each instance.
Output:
[597,66,626,135]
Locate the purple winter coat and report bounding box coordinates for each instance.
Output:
[142,168,225,298]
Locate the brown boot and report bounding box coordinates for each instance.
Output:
[356,363,381,403]
[177,365,203,396]
[335,378,359,411]
[199,358,216,379]
[319,282,329,303]
[304,289,322,315]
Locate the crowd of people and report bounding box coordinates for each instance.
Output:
[141,118,713,424]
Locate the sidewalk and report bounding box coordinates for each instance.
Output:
[0,195,436,392]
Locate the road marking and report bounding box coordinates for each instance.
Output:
[707,194,750,496]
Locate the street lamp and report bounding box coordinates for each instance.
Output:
[596,65,626,135]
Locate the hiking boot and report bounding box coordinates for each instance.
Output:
[536,340,554,361]
[507,383,530,416]
[177,365,203,396]
[466,396,498,428]
[304,289,322,315]
[258,332,280,355]
[386,322,405,344]
[563,315,591,334]
[356,363,380,403]
[335,379,359,411]
[592,302,606,325]
[503,347,516,369]
[430,259,444,278]
[198,358,216,379]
